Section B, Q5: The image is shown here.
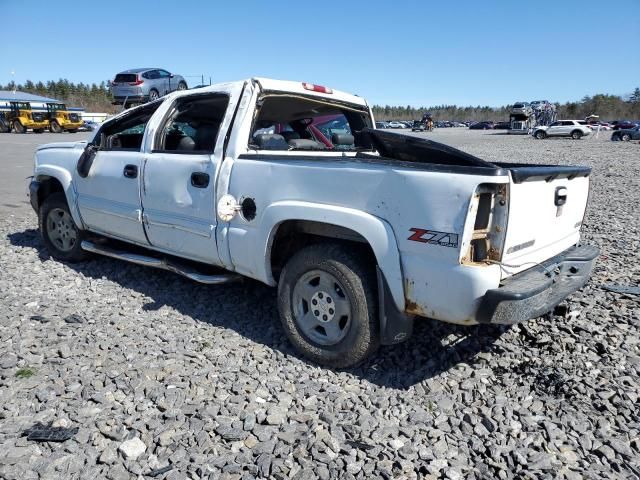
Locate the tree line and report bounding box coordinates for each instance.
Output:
[2,79,639,122]
[373,89,640,122]
[0,79,116,113]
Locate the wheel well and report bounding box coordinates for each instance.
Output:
[269,220,375,281]
[36,176,64,208]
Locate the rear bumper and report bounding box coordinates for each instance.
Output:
[476,244,599,324]
[111,95,147,104]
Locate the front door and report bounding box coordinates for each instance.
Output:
[74,101,162,244]
[140,85,244,264]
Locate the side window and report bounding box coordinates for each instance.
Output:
[158,70,171,78]
[146,70,159,79]
[97,102,162,151]
[549,122,560,127]
[562,121,573,126]
[154,93,230,153]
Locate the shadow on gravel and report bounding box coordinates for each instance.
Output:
[8,228,509,389]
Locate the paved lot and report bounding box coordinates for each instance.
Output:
[0,129,638,479]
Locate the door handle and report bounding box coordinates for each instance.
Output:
[191,172,210,188]
[123,164,138,178]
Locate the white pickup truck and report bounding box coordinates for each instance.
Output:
[29,78,598,367]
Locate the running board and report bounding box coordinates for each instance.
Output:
[81,240,242,285]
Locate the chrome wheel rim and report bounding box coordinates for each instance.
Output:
[292,269,352,346]
[149,90,158,100]
[178,83,186,90]
[46,208,77,252]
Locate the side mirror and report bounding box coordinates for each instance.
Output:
[170,74,174,78]
[77,144,98,178]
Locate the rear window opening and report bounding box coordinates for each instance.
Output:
[114,73,137,83]
[249,94,373,152]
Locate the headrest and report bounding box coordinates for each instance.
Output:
[177,136,196,151]
[288,139,326,150]
[254,134,289,150]
[331,133,355,146]
[280,131,301,142]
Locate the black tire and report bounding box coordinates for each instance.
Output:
[535,130,546,139]
[622,133,631,142]
[148,89,160,101]
[0,120,9,133]
[50,120,63,133]
[38,193,88,262]
[177,81,187,90]
[571,130,583,140]
[277,243,379,368]
[13,120,25,133]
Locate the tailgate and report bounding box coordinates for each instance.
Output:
[500,165,591,278]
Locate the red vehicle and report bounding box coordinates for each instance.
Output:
[612,121,638,130]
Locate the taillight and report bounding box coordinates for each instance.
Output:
[302,82,333,94]
[129,76,143,86]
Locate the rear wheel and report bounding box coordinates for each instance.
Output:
[535,130,546,139]
[148,89,159,101]
[571,130,583,140]
[50,120,63,133]
[277,243,379,368]
[622,133,631,142]
[13,120,25,133]
[38,193,88,262]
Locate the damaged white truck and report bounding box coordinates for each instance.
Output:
[29,78,599,367]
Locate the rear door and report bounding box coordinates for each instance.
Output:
[500,167,591,277]
[140,84,244,264]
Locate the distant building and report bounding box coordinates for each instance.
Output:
[0,90,84,115]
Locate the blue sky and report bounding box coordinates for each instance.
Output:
[1,1,638,107]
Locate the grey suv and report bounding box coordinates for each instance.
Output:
[110,68,187,105]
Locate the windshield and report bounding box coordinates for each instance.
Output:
[12,102,30,109]
[48,103,66,111]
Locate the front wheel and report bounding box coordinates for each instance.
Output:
[571,130,583,140]
[38,193,88,262]
[622,133,631,142]
[177,81,187,91]
[13,120,25,133]
[277,243,379,368]
[50,120,63,133]
[535,130,546,139]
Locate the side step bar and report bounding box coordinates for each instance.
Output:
[81,240,242,285]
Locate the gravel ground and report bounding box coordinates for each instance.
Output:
[0,129,639,479]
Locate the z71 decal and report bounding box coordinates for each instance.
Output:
[408,228,459,248]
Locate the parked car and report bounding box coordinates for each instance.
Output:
[387,121,405,129]
[411,120,426,132]
[469,121,494,130]
[110,68,188,106]
[494,121,511,130]
[611,125,640,141]
[587,123,611,131]
[29,77,598,367]
[511,102,532,116]
[375,121,389,129]
[612,121,638,130]
[533,120,591,139]
[81,120,100,132]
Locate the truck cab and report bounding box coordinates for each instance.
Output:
[46,103,83,133]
